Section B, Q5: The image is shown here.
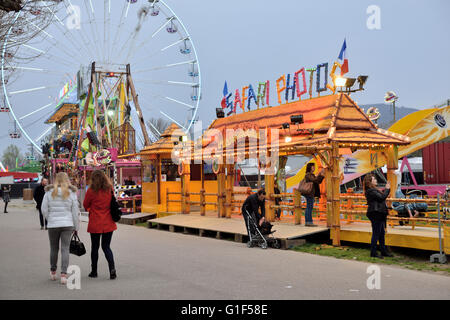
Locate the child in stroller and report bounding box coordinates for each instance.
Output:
[243,208,281,249]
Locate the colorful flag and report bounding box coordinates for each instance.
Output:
[338,39,349,76]
[221,81,228,109]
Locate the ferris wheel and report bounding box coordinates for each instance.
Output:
[1,0,202,153]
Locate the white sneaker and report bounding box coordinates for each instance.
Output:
[50,271,57,281]
[60,273,67,285]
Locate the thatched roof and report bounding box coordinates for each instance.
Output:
[199,93,409,158]
[139,123,185,155]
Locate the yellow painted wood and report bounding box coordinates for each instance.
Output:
[265,173,275,222]
[293,190,302,225]
[181,163,190,214]
[330,223,444,251]
[217,164,226,217]
[444,225,450,254]
[325,167,333,228]
[331,141,341,246]
[225,164,234,218]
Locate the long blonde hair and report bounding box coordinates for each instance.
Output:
[52,172,71,200]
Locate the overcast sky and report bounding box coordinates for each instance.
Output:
[1,0,449,156]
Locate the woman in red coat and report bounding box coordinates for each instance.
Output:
[83,170,117,279]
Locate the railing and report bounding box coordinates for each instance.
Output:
[165,186,449,229]
[340,191,450,229]
[166,188,218,215]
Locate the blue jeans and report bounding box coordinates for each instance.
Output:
[305,196,314,223]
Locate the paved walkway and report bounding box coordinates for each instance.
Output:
[0,201,449,300]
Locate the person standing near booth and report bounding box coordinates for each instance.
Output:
[303,163,325,227]
[363,174,394,258]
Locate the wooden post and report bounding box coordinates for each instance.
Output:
[385,145,399,208]
[331,141,341,246]
[91,70,102,147]
[181,163,190,214]
[217,164,226,217]
[200,161,205,216]
[346,188,354,223]
[126,64,151,146]
[264,167,275,222]
[166,187,169,212]
[325,164,333,228]
[225,164,234,218]
[200,189,206,216]
[294,189,302,225]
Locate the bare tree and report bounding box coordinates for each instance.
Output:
[146,117,170,142]
[1,1,61,85]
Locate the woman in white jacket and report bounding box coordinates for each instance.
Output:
[41,172,80,284]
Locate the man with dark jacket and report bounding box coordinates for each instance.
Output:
[33,178,48,230]
[242,189,266,235]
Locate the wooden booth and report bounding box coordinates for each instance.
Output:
[139,124,219,215]
[180,93,410,245]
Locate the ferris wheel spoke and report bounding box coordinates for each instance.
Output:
[122,16,174,63]
[41,1,92,61]
[160,110,186,131]
[6,40,75,68]
[19,103,53,120]
[24,17,85,65]
[122,7,154,64]
[82,0,103,61]
[35,125,54,142]
[5,65,70,77]
[110,1,129,63]
[133,60,196,74]
[61,0,98,61]
[8,85,59,96]
[164,97,195,110]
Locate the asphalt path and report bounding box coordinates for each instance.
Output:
[0,201,449,300]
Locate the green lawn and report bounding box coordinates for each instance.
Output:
[291,243,450,274]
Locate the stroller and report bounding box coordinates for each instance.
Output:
[243,209,281,249]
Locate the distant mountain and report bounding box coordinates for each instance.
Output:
[359,103,419,129]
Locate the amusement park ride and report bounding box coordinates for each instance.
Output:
[1,0,202,213]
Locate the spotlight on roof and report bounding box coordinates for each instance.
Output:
[357,75,368,90]
[290,115,304,124]
[179,135,188,142]
[282,123,290,129]
[216,108,225,118]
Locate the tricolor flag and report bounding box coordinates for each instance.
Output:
[338,39,349,76]
[221,81,228,109]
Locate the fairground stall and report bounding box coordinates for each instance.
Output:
[139,123,219,215]
[144,57,450,253]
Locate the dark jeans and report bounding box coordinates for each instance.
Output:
[38,209,47,227]
[305,196,315,223]
[242,207,257,236]
[370,220,388,255]
[4,201,8,213]
[90,232,115,272]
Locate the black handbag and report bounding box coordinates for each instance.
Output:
[70,233,86,256]
[110,191,122,222]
